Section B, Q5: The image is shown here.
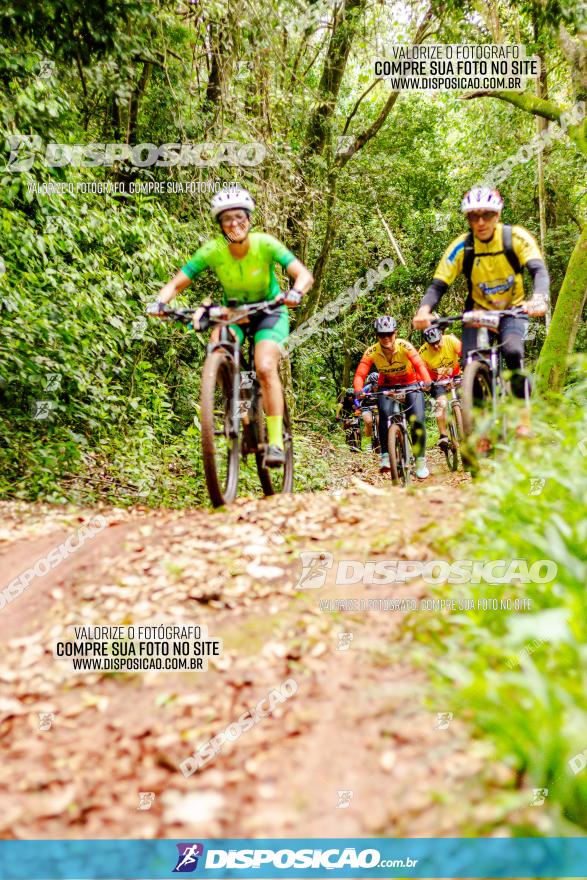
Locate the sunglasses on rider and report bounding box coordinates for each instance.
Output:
[377,332,395,338]
[467,211,498,222]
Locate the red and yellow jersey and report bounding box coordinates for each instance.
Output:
[418,333,462,381]
[354,338,431,391]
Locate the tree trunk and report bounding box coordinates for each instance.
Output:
[535,225,587,393]
[341,346,352,390]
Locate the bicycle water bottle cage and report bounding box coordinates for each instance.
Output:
[462,310,501,330]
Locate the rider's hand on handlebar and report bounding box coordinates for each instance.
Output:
[523,295,548,317]
[413,305,432,330]
[146,301,167,317]
[283,288,303,307]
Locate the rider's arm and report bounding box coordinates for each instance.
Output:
[414,234,466,328]
[157,270,192,305]
[421,278,449,310]
[512,226,550,315]
[353,354,373,393]
[286,258,314,295]
[406,345,432,384]
[261,234,314,298]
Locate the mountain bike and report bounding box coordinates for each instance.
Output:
[342,414,362,452]
[430,376,463,472]
[431,308,531,469]
[370,383,425,486]
[159,298,293,508]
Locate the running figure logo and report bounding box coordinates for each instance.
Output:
[173,843,204,872]
[296,551,333,589]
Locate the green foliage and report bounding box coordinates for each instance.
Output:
[409,364,587,831]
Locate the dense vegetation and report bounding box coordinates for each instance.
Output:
[1,0,585,502]
[410,363,587,832]
[1,0,586,846]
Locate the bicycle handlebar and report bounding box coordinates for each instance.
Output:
[430,306,527,330]
[157,294,286,329]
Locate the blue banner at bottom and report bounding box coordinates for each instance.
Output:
[0,837,587,879]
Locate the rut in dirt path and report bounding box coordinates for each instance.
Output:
[0,463,546,840]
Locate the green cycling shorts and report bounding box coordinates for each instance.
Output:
[230,305,289,346]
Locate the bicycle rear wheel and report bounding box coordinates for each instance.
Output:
[256,397,294,496]
[388,423,409,486]
[200,350,240,507]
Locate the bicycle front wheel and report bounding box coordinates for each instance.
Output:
[461,361,493,441]
[388,423,409,486]
[200,350,240,507]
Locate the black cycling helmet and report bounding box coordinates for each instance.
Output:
[423,326,442,345]
[374,315,397,334]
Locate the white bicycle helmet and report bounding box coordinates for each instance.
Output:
[374,315,397,334]
[461,187,503,214]
[210,187,255,219]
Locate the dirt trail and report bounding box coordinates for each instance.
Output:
[0,455,544,840]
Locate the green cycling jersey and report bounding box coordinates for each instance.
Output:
[181,232,296,305]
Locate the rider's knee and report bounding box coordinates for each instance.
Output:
[501,334,524,369]
[255,356,278,381]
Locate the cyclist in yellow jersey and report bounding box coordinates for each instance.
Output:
[413,187,548,434]
[419,326,461,450]
[146,187,314,467]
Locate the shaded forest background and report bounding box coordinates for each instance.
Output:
[0,0,585,503]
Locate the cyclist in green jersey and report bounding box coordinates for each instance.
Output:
[146,188,314,466]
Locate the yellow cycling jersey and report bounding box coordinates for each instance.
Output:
[418,334,462,381]
[434,223,542,310]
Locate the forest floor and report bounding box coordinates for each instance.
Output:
[0,447,549,840]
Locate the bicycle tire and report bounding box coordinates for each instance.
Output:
[388,423,408,486]
[372,412,381,454]
[200,350,240,507]
[445,419,460,472]
[256,397,294,496]
[453,401,464,442]
[461,360,493,472]
[461,360,493,439]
